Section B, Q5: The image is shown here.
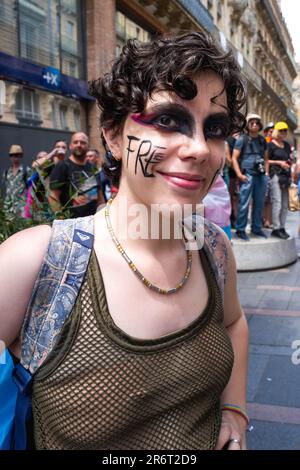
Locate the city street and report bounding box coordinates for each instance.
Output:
[239,211,300,450]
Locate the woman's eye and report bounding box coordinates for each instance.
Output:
[154,115,179,129]
[205,124,228,140]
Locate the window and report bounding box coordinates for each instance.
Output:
[73,109,80,131]
[20,20,38,61]
[0,1,84,78]
[69,61,77,76]
[15,88,42,125]
[115,11,151,54]
[66,21,74,38]
[59,105,69,129]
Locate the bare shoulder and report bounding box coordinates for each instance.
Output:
[0,224,52,348]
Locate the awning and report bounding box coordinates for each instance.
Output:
[0,51,93,101]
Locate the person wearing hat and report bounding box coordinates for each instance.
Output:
[232,113,269,241]
[268,121,291,239]
[263,122,275,143]
[2,145,31,217]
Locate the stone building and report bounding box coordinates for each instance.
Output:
[86,0,298,148]
[0,0,90,173]
[0,0,298,177]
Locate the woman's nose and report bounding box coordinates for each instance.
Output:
[177,133,210,163]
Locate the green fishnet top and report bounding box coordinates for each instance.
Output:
[32,244,234,450]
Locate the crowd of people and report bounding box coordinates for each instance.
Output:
[1,132,114,222]
[224,115,298,241]
[1,31,249,451]
[1,115,298,245]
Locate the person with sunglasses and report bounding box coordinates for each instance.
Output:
[268,121,291,239]
[232,114,269,241]
[2,145,31,217]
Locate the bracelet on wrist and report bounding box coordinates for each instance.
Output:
[221,404,250,426]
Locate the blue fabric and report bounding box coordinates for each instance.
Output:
[11,364,33,450]
[0,350,18,450]
[221,225,232,240]
[298,175,300,199]
[236,173,267,232]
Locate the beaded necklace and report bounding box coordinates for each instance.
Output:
[104,198,193,295]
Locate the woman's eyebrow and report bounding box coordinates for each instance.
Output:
[205,111,229,121]
[141,103,195,126]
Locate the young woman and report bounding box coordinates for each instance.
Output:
[268,121,292,239]
[0,32,248,450]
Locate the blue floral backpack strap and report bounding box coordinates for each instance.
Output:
[203,220,229,300]
[11,215,94,449]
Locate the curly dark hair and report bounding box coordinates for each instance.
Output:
[89,32,247,185]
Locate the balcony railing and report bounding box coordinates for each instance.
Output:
[287,108,298,128]
[229,42,262,91]
[261,78,287,114]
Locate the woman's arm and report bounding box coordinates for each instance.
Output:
[224,142,232,167]
[0,225,51,355]
[215,232,249,450]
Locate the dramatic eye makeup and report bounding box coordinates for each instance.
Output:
[131,104,194,137]
[203,113,230,140]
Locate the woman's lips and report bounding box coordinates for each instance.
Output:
[157,171,205,190]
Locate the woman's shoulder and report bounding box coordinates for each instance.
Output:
[0,225,52,348]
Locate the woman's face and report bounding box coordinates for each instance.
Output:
[111,71,229,207]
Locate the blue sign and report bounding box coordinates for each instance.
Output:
[41,66,61,90]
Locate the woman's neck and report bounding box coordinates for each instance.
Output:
[108,191,189,256]
[273,138,284,147]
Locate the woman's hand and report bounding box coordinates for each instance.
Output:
[279,161,290,171]
[215,410,247,450]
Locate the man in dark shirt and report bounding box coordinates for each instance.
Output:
[49,132,104,218]
[232,114,269,241]
[86,148,112,202]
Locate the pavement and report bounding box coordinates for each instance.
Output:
[237,211,300,450]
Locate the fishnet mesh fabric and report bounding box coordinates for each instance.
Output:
[32,254,234,450]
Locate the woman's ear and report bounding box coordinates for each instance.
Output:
[102,128,122,161]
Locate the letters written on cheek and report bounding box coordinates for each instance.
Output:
[126,135,166,177]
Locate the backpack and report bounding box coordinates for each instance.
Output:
[1,215,94,450]
[1,215,226,450]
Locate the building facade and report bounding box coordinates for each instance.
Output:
[292,66,300,152]
[0,0,91,174]
[0,0,298,177]
[85,0,298,148]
